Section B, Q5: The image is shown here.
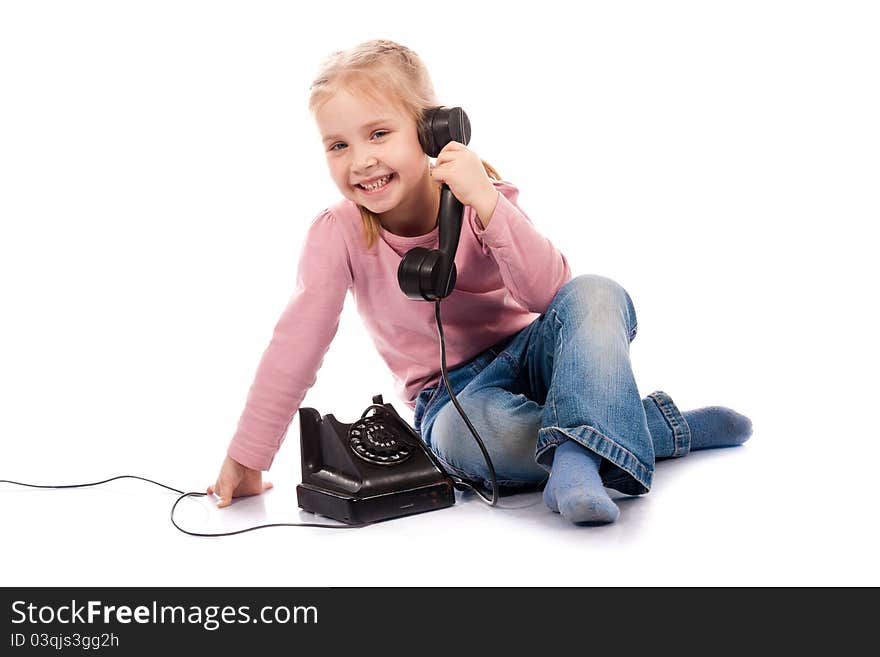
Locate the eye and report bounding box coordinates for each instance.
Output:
[328,131,388,153]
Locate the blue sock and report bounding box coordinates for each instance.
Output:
[543,440,620,524]
[683,407,753,451]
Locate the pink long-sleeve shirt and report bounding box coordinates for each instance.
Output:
[227,179,572,471]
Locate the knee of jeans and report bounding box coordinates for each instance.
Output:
[555,274,636,333]
[431,397,483,468]
[429,395,542,482]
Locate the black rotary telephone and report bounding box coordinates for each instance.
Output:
[295,395,456,525]
[296,106,498,525]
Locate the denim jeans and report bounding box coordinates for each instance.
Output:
[412,274,692,496]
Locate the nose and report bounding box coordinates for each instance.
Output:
[352,151,378,175]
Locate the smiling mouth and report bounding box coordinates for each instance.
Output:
[356,173,395,192]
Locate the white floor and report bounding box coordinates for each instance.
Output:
[3,401,877,587]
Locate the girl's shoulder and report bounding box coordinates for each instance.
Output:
[302,199,361,243]
[313,196,360,228]
[296,203,356,254]
[322,198,361,225]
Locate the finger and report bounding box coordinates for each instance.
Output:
[217,494,232,508]
[263,481,274,491]
[436,147,461,163]
[435,149,460,164]
[441,140,463,151]
[206,485,214,496]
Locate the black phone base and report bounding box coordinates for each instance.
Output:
[296,479,454,526]
[296,395,456,525]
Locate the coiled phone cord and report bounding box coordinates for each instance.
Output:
[433,299,499,507]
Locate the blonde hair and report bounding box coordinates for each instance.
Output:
[308,39,500,250]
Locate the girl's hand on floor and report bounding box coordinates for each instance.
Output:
[207,455,273,508]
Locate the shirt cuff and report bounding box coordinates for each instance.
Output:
[227,441,273,472]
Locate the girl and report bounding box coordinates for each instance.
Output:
[207,39,753,525]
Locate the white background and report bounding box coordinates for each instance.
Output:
[1,1,877,586]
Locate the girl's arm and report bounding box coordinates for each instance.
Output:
[226,210,352,471]
[471,179,572,314]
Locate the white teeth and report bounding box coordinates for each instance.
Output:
[360,175,391,190]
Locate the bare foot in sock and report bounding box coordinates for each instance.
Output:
[543,440,620,524]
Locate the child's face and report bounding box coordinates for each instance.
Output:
[316,88,430,217]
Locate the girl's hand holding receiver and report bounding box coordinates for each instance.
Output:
[430,141,499,226]
[207,455,273,508]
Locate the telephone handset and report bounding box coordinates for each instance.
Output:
[397,106,472,301]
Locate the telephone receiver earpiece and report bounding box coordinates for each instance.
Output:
[397,106,472,301]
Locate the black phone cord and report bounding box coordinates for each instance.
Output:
[0,475,370,536]
[434,300,499,506]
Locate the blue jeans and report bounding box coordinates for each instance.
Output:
[413,274,692,496]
